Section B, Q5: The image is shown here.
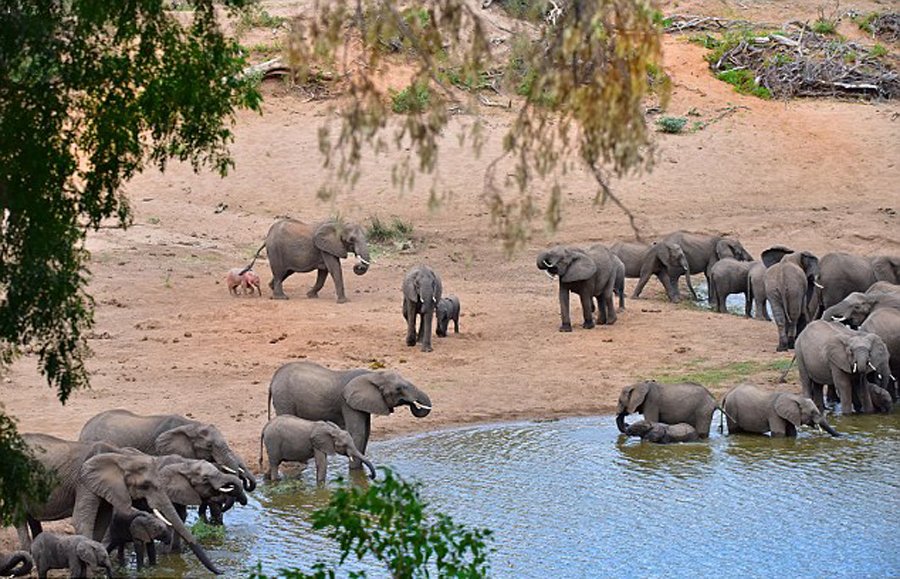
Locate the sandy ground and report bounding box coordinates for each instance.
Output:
[1,0,898,515]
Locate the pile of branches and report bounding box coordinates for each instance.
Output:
[710,28,899,99]
[869,13,900,42]
[664,14,753,32]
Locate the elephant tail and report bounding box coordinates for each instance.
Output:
[266,383,272,422]
[778,355,796,383]
[240,241,267,275]
[716,401,736,434]
[258,425,265,474]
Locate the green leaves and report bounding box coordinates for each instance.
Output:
[0,413,52,526]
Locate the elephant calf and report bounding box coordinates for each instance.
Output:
[106,511,171,570]
[721,384,839,437]
[436,295,460,337]
[624,420,699,443]
[708,258,755,316]
[31,533,113,579]
[261,416,376,484]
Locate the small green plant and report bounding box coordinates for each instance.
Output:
[716,69,772,99]
[390,82,430,114]
[495,0,549,22]
[853,12,878,33]
[366,216,414,245]
[768,52,795,66]
[688,33,719,49]
[236,6,285,36]
[190,520,226,543]
[244,41,284,57]
[870,43,888,58]
[656,116,688,134]
[650,9,673,29]
[811,18,837,35]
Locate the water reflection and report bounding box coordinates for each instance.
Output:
[161,413,898,578]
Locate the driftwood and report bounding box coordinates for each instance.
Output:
[665,14,754,32]
[869,13,900,43]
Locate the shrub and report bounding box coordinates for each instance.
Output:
[716,69,772,99]
[870,43,888,58]
[367,216,414,245]
[811,18,837,35]
[656,116,688,134]
[390,82,430,114]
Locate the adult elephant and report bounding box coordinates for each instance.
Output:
[19,435,221,574]
[747,261,770,320]
[762,246,819,351]
[253,218,371,302]
[78,409,255,492]
[859,308,900,400]
[536,244,618,331]
[821,284,900,328]
[632,231,752,303]
[0,551,32,577]
[615,380,717,438]
[721,384,839,437]
[402,265,442,352]
[708,258,755,315]
[609,241,650,278]
[795,320,892,414]
[267,361,431,468]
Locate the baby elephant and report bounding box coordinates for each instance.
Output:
[0,550,32,577]
[261,416,377,484]
[436,295,460,337]
[625,420,699,443]
[106,511,171,570]
[31,533,113,579]
[227,267,262,296]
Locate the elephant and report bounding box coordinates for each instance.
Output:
[249,217,371,302]
[632,231,752,303]
[747,261,770,321]
[821,284,900,328]
[402,265,442,352]
[106,511,171,570]
[260,416,377,483]
[436,295,460,337]
[795,320,892,414]
[615,380,717,438]
[867,382,893,413]
[31,533,112,579]
[609,240,650,278]
[536,244,617,331]
[708,258,756,315]
[78,409,256,493]
[624,420,699,443]
[762,246,820,351]
[721,384,839,437]
[0,551,32,576]
[815,253,900,314]
[268,361,431,469]
[612,254,626,311]
[860,307,900,399]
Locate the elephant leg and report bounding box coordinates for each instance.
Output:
[578,291,594,329]
[602,291,616,325]
[135,541,146,570]
[631,259,657,299]
[343,412,370,471]
[147,540,157,566]
[420,311,434,352]
[744,288,752,318]
[267,454,280,481]
[271,270,291,300]
[856,375,874,414]
[663,272,681,303]
[558,286,573,332]
[770,303,789,352]
[404,299,417,346]
[314,450,329,485]
[833,372,855,415]
[306,268,328,298]
[322,253,348,303]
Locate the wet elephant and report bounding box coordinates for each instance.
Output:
[859,307,900,400]
[721,384,839,437]
[615,380,717,438]
[624,420,699,443]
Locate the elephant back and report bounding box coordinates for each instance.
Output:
[269,361,366,423]
[266,219,316,254]
[78,409,192,453]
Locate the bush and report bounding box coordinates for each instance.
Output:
[716,69,772,99]
[367,216,414,245]
[390,83,431,114]
[656,116,688,134]
[811,18,837,35]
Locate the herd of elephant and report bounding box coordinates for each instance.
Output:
[3,218,898,577]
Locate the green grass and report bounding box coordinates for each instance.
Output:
[656,116,688,134]
[852,12,878,34]
[235,6,285,36]
[390,82,430,114]
[654,358,794,388]
[811,18,837,35]
[716,69,772,99]
[190,520,226,543]
[870,44,888,58]
[366,216,414,245]
[244,41,283,57]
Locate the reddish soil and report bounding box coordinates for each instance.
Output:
[1,0,897,520]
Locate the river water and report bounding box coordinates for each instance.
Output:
[158,413,899,578]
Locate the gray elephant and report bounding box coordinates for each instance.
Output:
[615,380,717,438]
[721,384,839,437]
[747,261,770,321]
[632,231,752,303]
[0,551,32,577]
[816,253,900,313]
[612,254,625,311]
[860,307,900,399]
[536,244,617,331]
[78,409,256,492]
[762,246,820,351]
[624,420,699,443]
[436,295,460,337]
[260,416,377,483]
[268,361,431,469]
[31,533,112,579]
[402,265,442,352]
[821,285,900,328]
[867,382,893,413]
[795,320,892,414]
[106,511,171,570]
[20,435,222,574]
[609,240,650,278]
[249,217,371,302]
[708,258,756,315]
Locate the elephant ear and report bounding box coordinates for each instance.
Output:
[80,454,135,512]
[825,339,853,374]
[314,221,348,259]
[159,464,203,505]
[714,239,735,261]
[871,255,900,284]
[626,382,650,414]
[762,246,793,268]
[343,374,392,416]
[155,426,197,458]
[76,541,98,566]
[561,251,597,283]
[774,395,803,427]
[311,423,337,455]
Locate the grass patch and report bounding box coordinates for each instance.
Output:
[852,12,878,34]
[244,41,283,57]
[190,520,226,544]
[266,477,310,496]
[811,18,837,35]
[235,6,285,36]
[390,82,430,114]
[870,43,888,58]
[656,116,687,134]
[716,69,772,99]
[366,216,414,245]
[654,359,794,388]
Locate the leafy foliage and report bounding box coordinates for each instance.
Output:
[716,69,772,99]
[656,116,688,134]
[252,468,492,578]
[0,412,53,525]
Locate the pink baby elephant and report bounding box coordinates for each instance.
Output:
[227,267,262,297]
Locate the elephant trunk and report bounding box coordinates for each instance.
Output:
[818,418,840,437]
[351,452,377,480]
[222,482,248,506]
[0,551,33,577]
[353,240,371,275]
[216,453,256,492]
[147,495,221,575]
[408,392,432,418]
[616,412,629,434]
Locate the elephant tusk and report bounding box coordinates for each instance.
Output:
[831,315,846,322]
[357,257,371,266]
[545,270,555,280]
[852,362,858,373]
[221,465,238,475]
[412,401,432,411]
[218,485,235,493]
[813,281,825,289]
[238,468,245,475]
[153,509,173,527]
[868,362,877,372]
[542,259,551,268]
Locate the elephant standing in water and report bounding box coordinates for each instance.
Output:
[762,246,820,351]
[615,380,717,438]
[815,252,900,313]
[31,534,112,579]
[795,320,892,414]
[860,308,900,400]
[721,384,839,437]
[402,265,442,352]
[250,218,371,302]
[708,258,757,315]
[536,244,618,331]
[268,361,431,470]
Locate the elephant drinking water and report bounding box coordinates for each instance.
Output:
[721,384,839,437]
[616,380,718,438]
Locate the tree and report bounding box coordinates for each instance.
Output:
[0,0,260,523]
[287,0,664,249]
